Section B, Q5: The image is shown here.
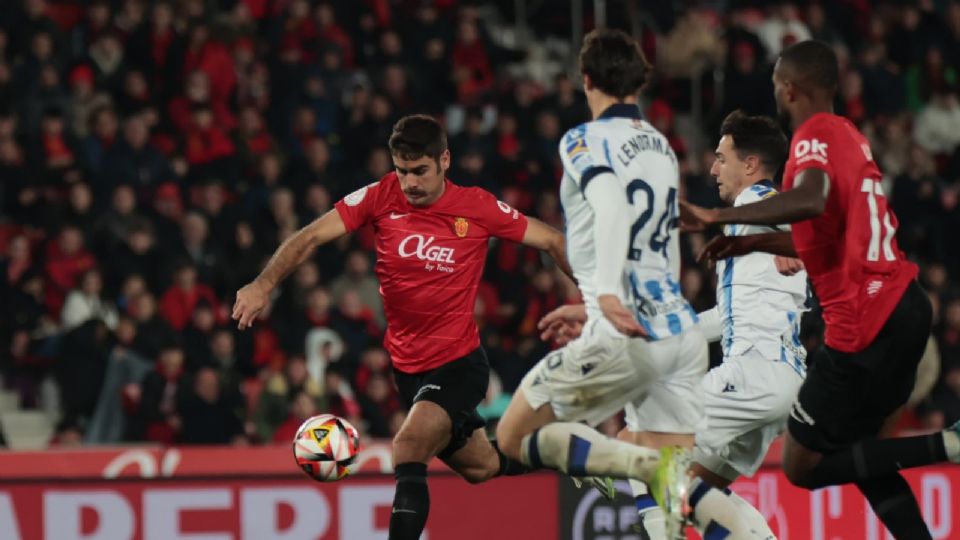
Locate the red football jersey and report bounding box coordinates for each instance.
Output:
[334,173,529,373]
[784,112,918,353]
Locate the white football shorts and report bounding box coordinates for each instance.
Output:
[520,317,708,432]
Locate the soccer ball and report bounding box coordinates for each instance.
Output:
[293,414,361,482]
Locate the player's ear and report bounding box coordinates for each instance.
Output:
[785,80,797,104]
[438,149,451,173]
[745,155,761,175]
[582,73,593,92]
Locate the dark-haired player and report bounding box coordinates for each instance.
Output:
[495,29,764,539]
[233,114,571,540]
[682,40,960,539]
[542,111,806,539]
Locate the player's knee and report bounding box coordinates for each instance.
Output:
[494,425,523,462]
[460,465,497,485]
[783,461,813,489]
[392,427,439,463]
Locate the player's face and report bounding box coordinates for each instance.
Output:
[394,150,450,206]
[711,135,749,204]
[772,60,793,129]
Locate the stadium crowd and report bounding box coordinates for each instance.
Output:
[0,0,958,447]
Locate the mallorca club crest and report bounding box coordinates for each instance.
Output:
[454,217,469,238]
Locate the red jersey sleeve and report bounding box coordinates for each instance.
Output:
[474,190,528,242]
[788,117,836,181]
[334,178,388,232]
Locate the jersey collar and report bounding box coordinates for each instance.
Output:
[756,179,775,190]
[597,103,643,121]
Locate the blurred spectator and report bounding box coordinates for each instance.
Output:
[159,263,220,331]
[129,292,178,361]
[359,373,401,438]
[67,64,112,139]
[255,355,324,442]
[49,418,85,447]
[85,315,153,444]
[131,345,184,443]
[757,3,811,61]
[1,235,34,292]
[179,366,245,445]
[175,212,221,286]
[913,86,960,156]
[354,347,390,395]
[287,137,341,199]
[330,289,381,355]
[271,389,319,444]
[181,301,216,370]
[305,326,345,386]
[101,115,172,195]
[44,226,97,318]
[93,184,141,255]
[60,268,117,331]
[218,221,262,300]
[329,251,383,326]
[81,105,118,179]
[721,41,775,118]
[31,106,77,181]
[56,320,110,424]
[111,220,163,293]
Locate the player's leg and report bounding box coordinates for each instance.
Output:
[782,283,957,537]
[783,283,954,490]
[621,329,763,539]
[388,400,451,540]
[619,429,690,539]
[684,356,802,539]
[388,348,492,540]
[439,423,530,484]
[495,386,664,482]
[495,337,665,483]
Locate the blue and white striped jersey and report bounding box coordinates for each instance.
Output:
[557,104,697,340]
[707,181,809,374]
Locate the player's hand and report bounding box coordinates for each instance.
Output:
[679,200,718,232]
[233,279,270,330]
[538,304,587,345]
[598,295,648,338]
[774,256,805,276]
[697,235,753,264]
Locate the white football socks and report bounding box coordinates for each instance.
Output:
[629,479,667,539]
[520,422,660,480]
[688,477,761,539]
[727,490,777,540]
[631,477,775,540]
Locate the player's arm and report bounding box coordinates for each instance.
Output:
[696,307,722,343]
[681,168,830,227]
[233,209,348,329]
[520,217,574,280]
[583,170,647,337]
[698,231,797,263]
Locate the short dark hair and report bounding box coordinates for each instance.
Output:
[719,110,788,174]
[579,29,652,98]
[387,114,447,162]
[778,40,839,96]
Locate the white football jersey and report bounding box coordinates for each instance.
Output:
[709,182,809,374]
[558,104,697,340]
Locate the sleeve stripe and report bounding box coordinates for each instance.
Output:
[580,166,614,194]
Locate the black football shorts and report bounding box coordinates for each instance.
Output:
[393,347,489,459]
[788,280,932,453]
